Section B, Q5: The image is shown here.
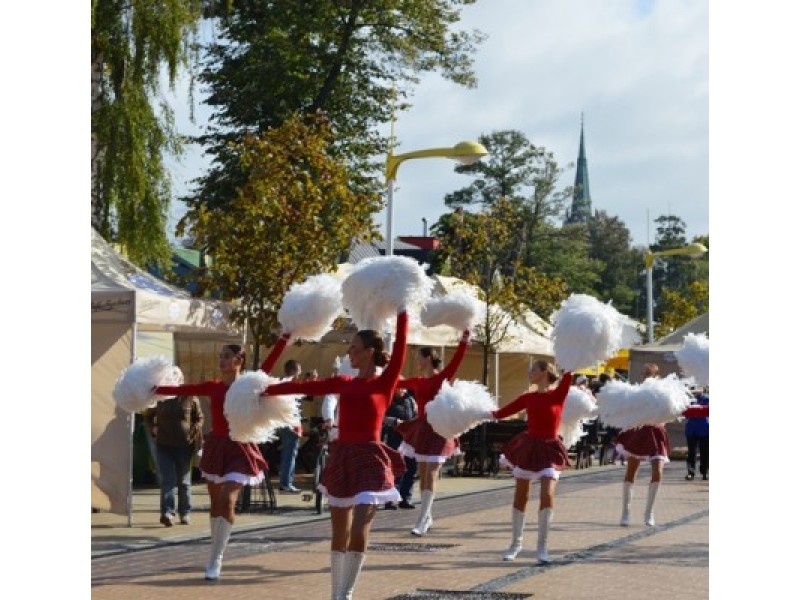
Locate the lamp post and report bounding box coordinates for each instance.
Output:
[645,242,708,343]
[385,140,488,256]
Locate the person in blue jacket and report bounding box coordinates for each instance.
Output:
[684,388,709,481]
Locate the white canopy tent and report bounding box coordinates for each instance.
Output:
[91,229,242,520]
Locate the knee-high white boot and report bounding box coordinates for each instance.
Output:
[330,551,346,600]
[536,508,553,563]
[620,482,633,527]
[341,551,366,600]
[411,490,434,536]
[205,517,233,581]
[644,482,660,527]
[502,508,526,561]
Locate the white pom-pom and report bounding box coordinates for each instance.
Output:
[558,387,598,448]
[675,333,709,387]
[596,374,693,430]
[342,256,433,331]
[421,290,485,332]
[425,380,498,439]
[113,355,178,413]
[225,372,303,443]
[278,273,343,341]
[551,294,628,371]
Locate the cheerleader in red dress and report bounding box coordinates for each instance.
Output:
[153,334,290,581]
[614,362,710,528]
[491,359,573,564]
[265,310,408,600]
[396,330,470,536]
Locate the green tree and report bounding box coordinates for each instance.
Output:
[191,0,485,212]
[586,211,642,314]
[443,130,556,208]
[91,0,202,266]
[177,114,382,367]
[433,199,567,383]
[655,281,709,339]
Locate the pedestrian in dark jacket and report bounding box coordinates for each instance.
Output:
[382,387,418,510]
[684,389,709,480]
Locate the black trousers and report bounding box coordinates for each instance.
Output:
[686,435,709,476]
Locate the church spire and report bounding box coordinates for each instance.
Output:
[565,113,593,224]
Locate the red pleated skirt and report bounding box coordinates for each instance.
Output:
[396,416,458,460]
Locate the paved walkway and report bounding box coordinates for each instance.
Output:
[92,460,709,599]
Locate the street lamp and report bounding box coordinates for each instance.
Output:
[385,140,488,256]
[645,242,708,343]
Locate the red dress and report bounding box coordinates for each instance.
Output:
[266,312,409,507]
[491,372,573,480]
[395,331,470,462]
[615,404,710,462]
[154,335,289,485]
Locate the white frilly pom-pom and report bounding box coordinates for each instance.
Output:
[225,372,303,443]
[342,256,433,331]
[675,333,709,387]
[558,387,598,448]
[278,273,343,341]
[596,373,693,430]
[113,355,178,413]
[421,290,485,332]
[425,380,498,440]
[551,294,627,371]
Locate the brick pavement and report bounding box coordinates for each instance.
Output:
[92,460,708,599]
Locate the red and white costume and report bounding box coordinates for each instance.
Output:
[154,335,290,485]
[615,403,710,463]
[396,330,470,464]
[266,312,409,508]
[492,372,573,481]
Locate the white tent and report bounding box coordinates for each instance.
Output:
[91,229,243,519]
[628,313,709,383]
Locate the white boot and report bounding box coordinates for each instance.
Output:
[536,508,553,564]
[502,508,526,561]
[411,490,435,536]
[644,482,660,527]
[205,516,233,581]
[341,551,366,600]
[330,551,346,600]
[620,482,633,527]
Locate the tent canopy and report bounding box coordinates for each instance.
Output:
[91,229,242,516]
[628,312,709,383]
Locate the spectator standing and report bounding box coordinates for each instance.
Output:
[684,388,709,480]
[276,359,304,493]
[382,387,418,510]
[144,380,204,526]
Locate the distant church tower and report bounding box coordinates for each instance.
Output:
[565,114,593,224]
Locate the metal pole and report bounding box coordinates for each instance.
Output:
[646,263,654,344]
[386,178,395,257]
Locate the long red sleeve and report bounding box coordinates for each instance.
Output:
[683,405,709,418]
[259,332,291,374]
[491,372,572,439]
[403,330,470,414]
[265,311,409,443]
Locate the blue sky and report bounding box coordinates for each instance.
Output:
[165,0,709,248]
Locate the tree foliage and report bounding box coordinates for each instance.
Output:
[433,199,568,383]
[655,280,709,339]
[177,113,381,367]
[91,0,202,266]
[191,0,485,212]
